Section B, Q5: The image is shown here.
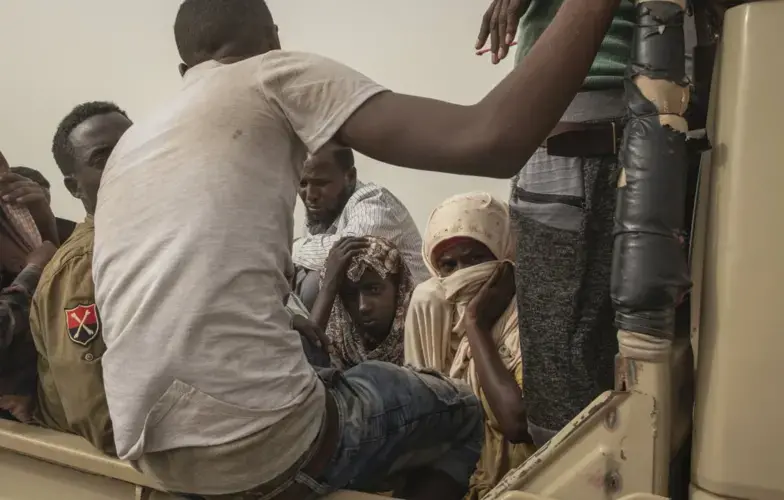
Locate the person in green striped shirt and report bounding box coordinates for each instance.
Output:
[476,0,635,448]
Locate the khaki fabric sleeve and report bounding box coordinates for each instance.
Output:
[30,252,114,455]
[514,359,523,390]
[30,294,68,430]
[258,50,388,154]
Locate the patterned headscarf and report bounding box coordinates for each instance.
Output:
[321,236,414,369]
[422,191,514,277]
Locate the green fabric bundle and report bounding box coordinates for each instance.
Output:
[514,0,636,90]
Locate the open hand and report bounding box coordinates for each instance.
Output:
[466,261,517,331]
[0,173,49,207]
[0,172,58,244]
[476,0,531,64]
[323,237,368,290]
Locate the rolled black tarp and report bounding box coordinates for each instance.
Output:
[612,1,692,338]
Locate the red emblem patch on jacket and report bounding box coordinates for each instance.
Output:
[65,304,101,346]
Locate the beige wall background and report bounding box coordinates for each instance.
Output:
[0,0,513,233]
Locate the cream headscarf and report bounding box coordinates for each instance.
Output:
[404,192,521,395]
[421,191,515,275]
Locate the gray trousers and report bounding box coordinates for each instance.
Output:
[511,89,624,446]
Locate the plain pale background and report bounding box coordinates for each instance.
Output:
[0,0,514,233]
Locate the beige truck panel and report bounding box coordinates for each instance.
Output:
[690,2,784,499]
[0,419,172,499]
[0,419,392,499]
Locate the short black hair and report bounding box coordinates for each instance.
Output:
[333,147,355,171]
[174,0,275,67]
[10,167,50,189]
[52,101,129,175]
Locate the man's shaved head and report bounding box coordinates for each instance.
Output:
[174,0,279,69]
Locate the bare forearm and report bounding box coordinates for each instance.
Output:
[340,0,621,179]
[36,212,60,247]
[475,0,623,176]
[309,282,339,331]
[465,321,530,443]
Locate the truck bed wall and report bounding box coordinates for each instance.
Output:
[690,2,784,498]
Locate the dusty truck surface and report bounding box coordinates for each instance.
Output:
[0,1,782,499]
[0,420,390,499]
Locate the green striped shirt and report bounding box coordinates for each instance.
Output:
[514,0,636,90]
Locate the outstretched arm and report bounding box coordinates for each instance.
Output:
[338,0,621,178]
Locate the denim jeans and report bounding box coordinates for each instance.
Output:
[169,362,483,499]
[316,361,484,495]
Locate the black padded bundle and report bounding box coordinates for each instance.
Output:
[612,1,692,339]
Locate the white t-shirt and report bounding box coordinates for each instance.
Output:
[92,51,387,490]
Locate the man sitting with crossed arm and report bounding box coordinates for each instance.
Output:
[293,144,428,309]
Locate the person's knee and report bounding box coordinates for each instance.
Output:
[344,359,404,381]
[414,370,483,452]
[344,361,479,419]
[327,362,483,494]
[409,367,478,409]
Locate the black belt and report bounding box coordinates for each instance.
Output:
[544,120,624,157]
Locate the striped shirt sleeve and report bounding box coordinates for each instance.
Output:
[293,184,408,271]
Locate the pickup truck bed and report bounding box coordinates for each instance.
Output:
[0,419,390,499]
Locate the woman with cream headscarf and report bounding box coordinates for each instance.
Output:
[405,192,535,499]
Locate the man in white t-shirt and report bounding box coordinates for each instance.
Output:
[92,0,622,498]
